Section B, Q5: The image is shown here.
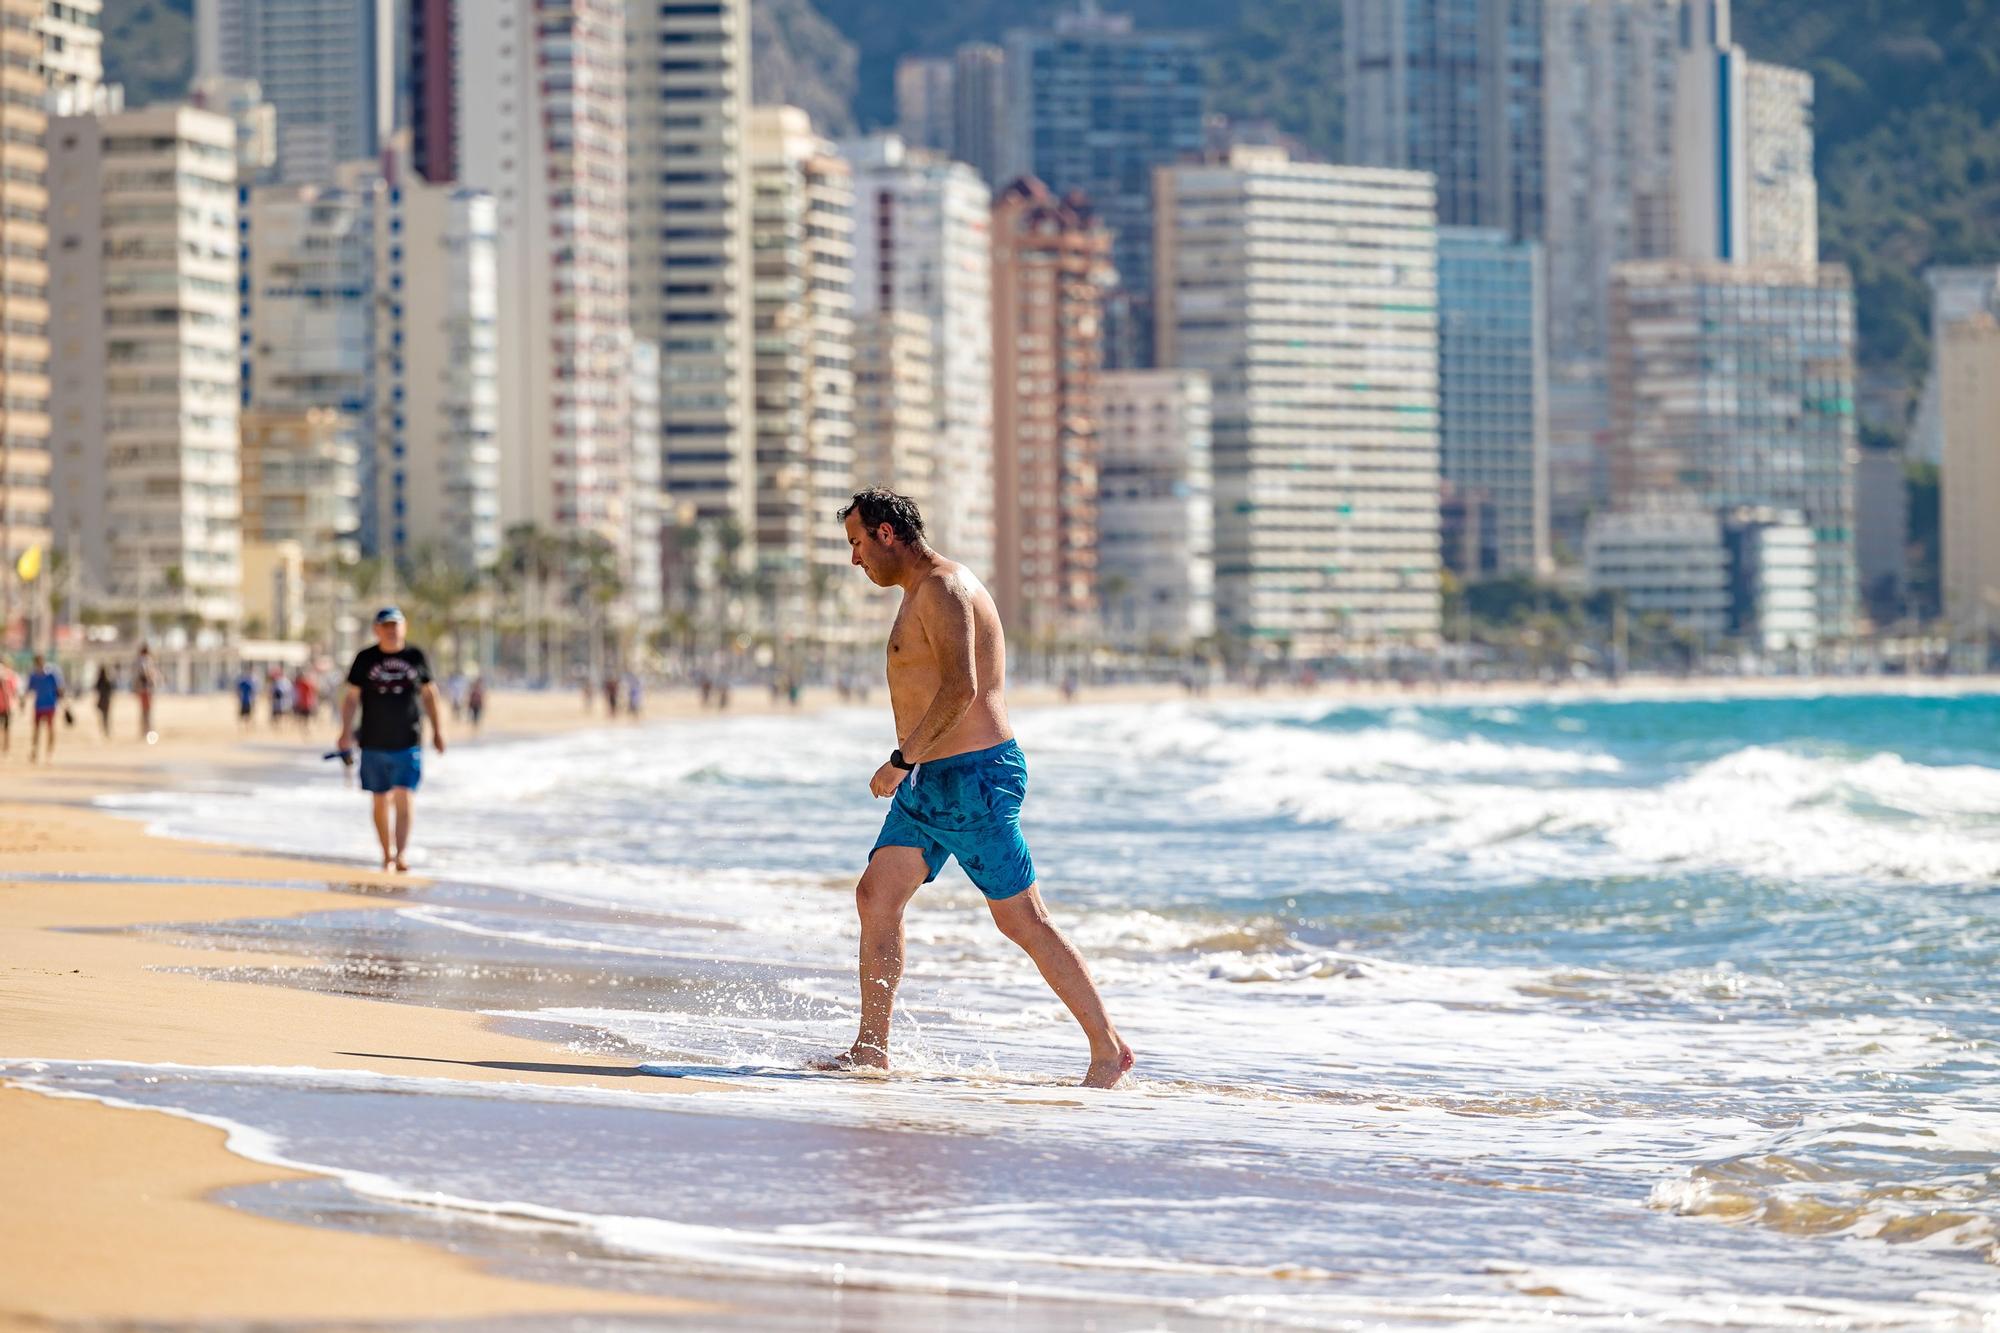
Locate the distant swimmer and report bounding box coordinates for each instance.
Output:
[336,607,446,873]
[813,488,1134,1088]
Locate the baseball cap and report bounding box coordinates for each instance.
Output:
[374,606,406,625]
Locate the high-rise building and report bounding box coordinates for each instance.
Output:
[238,408,359,642]
[0,0,52,641]
[851,309,935,510]
[846,134,994,576]
[894,55,953,153]
[1438,226,1548,576]
[37,0,102,112]
[196,0,394,184]
[407,0,454,184]
[1940,313,2000,643]
[1343,0,1546,241]
[952,43,1006,184]
[1543,0,1678,367]
[627,339,663,622]
[1608,259,1858,636]
[188,75,277,181]
[1156,147,1442,652]
[990,176,1109,642]
[1097,368,1214,649]
[1909,265,2000,466]
[49,104,242,631]
[895,43,1009,185]
[460,1,640,587]
[748,106,855,633]
[1671,0,1816,267]
[1002,10,1206,368]
[350,153,502,574]
[626,0,755,543]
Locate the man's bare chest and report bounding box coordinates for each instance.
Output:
[887,602,933,673]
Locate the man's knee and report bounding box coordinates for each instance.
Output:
[855,853,920,925]
[990,894,1053,947]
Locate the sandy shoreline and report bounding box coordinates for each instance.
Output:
[3,673,1997,1328]
[0,691,731,1327]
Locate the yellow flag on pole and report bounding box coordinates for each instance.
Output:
[15,545,40,582]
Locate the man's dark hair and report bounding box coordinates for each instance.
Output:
[838,487,927,546]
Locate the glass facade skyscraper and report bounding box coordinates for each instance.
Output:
[1344,0,1545,241]
[1439,227,1548,575]
[1002,11,1205,369]
[1609,260,1858,636]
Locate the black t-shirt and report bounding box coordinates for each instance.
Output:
[346,646,433,750]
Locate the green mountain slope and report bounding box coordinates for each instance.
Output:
[102,0,193,108]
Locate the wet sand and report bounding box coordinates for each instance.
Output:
[0,691,722,1328]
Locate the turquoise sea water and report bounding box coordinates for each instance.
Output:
[17,688,1999,1328]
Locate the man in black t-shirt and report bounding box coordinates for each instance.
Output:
[338,607,446,872]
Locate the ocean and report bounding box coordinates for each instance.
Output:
[15,688,1999,1329]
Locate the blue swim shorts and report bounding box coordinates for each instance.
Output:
[871,738,1036,900]
[359,746,423,793]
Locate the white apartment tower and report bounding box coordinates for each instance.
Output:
[1097,368,1215,650]
[845,134,994,576]
[1156,146,1442,651]
[1543,0,1679,367]
[0,0,54,637]
[37,0,103,112]
[49,105,242,629]
[748,106,854,632]
[1671,0,1817,267]
[243,139,501,576]
[851,309,935,511]
[627,0,755,540]
[196,0,395,183]
[459,2,640,585]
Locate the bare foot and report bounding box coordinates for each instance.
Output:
[393,857,409,873]
[380,855,394,872]
[1082,1042,1136,1089]
[807,1044,889,1073]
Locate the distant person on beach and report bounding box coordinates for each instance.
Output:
[27,654,61,762]
[0,660,17,754]
[292,668,317,732]
[816,487,1133,1088]
[337,607,446,873]
[234,668,255,729]
[268,669,292,729]
[93,666,115,737]
[467,675,486,730]
[133,644,159,742]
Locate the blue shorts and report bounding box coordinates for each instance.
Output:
[359,746,422,793]
[872,739,1035,900]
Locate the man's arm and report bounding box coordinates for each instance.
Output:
[897,574,979,764]
[337,683,360,749]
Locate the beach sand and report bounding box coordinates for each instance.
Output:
[0,690,729,1328]
[3,672,1992,1328]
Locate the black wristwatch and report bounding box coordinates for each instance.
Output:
[889,748,915,771]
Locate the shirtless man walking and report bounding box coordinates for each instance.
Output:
[816,488,1134,1088]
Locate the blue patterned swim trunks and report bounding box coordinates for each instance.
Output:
[871,738,1036,900]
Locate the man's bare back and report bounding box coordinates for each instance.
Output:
[886,560,1012,762]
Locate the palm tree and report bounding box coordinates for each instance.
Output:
[398,542,480,666]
